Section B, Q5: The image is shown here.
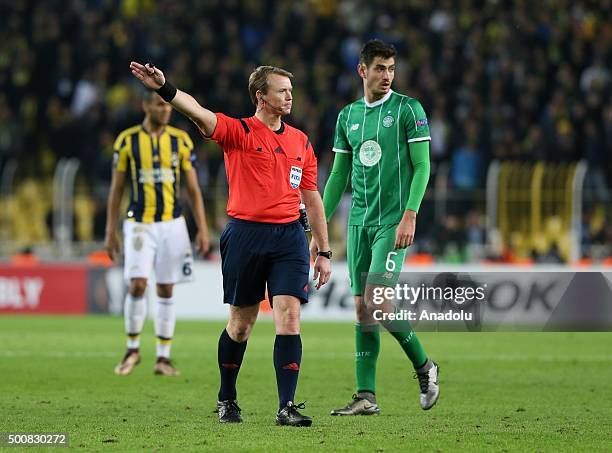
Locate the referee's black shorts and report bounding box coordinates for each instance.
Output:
[219,217,310,306]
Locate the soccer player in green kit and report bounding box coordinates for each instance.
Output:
[313,40,439,415]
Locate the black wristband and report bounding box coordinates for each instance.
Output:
[156,81,177,102]
[317,250,332,260]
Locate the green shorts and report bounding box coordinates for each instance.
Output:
[347,224,406,296]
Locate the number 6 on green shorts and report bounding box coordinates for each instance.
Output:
[347,224,407,296]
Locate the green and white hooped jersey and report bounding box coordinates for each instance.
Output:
[333,90,430,226]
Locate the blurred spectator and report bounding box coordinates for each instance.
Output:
[584,120,610,203]
[70,69,100,117]
[465,210,485,247]
[428,99,450,161]
[0,96,23,160]
[580,55,610,93]
[435,214,467,263]
[450,122,483,189]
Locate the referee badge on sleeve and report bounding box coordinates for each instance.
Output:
[290,166,303,189]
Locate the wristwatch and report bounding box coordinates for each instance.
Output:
[317,250,333,259]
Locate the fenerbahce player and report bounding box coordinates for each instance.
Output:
[130,61,332,427]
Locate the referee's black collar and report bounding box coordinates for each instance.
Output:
[251,115,286,135]
[274,122,285,135]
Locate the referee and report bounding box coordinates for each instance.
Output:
[130,61,332,427]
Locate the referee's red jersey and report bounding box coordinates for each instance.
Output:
[210,113,318,223]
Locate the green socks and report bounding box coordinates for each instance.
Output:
[354,323,380,394]
[354,321,428,395]
[387,320,428,369]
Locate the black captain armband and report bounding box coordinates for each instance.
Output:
[156,80,177,103]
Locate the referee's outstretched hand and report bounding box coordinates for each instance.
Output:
[130,61,165,90]
[313,255,331,290]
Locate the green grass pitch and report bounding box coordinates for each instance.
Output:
[1,315,611,452]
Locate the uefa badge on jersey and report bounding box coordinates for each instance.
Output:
[289,166,302,189]
[382,115,394,128]
[416,118,428,128]
[359,140,382,167]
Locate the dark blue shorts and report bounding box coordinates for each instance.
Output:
[220,217,310,306]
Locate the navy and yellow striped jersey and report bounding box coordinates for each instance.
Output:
[113,124,196,223]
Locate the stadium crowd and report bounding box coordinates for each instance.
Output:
[0,0,610,261]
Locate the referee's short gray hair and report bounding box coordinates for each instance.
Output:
[248,66,293,106]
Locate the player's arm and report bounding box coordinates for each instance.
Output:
[395,140,431,249]
[183,168,211,255]
[104,169,126,260]
[309,109,352,258]
[322,152,352,222]
[301,188,331,290]
[129,61,217,136]
[323,108,352,221]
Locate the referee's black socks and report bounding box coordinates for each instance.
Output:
[274,334,302,409]
[217,329,247,401]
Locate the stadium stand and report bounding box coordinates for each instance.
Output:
[0,0,609,263]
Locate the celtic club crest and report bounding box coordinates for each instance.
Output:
[359,140,382,167]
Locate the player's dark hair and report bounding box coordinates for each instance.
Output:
[248,66,294,106]
[360,40,397,67]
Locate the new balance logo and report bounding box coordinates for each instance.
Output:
[282,362,300,371]
[350,123,360,131]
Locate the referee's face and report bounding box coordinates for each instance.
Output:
[361,57,395,97]
[144,93,172,126]
[263,74,293,116]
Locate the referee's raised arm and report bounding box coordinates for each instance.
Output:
[129,61,217,136]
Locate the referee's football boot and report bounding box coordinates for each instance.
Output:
[114,349,141,376]
[415,360,440,410]
[330,394,380,416]
[154,357,181,377]
[276,401,312,427]
[217,400,242,423]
